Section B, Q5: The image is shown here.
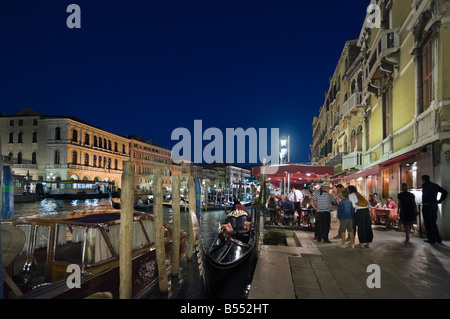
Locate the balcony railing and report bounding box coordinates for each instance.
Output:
[343,151,364,170]
[13,164,37,170]
[365,28,400,82]
[342,92,363,117]
[325,153,343,168]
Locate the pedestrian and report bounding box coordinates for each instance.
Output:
[397,183,417,242]
[289,186,303,212]
[421,175,448,244]
[348,185,373,248]
[311,182,337,243]
[333,184,346,239]
[336,188,355,248]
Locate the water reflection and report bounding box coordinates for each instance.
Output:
[12,199,255,299]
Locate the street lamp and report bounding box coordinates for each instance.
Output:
[280,136,290,164]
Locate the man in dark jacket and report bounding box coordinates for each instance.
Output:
[421,175,448,244]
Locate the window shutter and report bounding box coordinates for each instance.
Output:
[422,36,433,111]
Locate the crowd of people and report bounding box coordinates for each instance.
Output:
[265,175,447,248]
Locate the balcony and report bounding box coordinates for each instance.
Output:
[13,164,37,170]
[325,153,343,168]
[342,92,363,118]
[365,28,400,83]
[343,151,364,171]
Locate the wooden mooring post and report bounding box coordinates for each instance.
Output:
[119,161,134,299]
[187,176,196,260]
[154,172,168,293]
[171,175,181,276]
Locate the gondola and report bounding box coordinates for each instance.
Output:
[190,206,258,293]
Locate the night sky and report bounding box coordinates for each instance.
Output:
[0,0,370,165]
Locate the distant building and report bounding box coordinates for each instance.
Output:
[128,136,171,192]
[1,108,130,191]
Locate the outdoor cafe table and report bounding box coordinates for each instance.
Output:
[370,207,398,224]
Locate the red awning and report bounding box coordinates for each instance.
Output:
[380,150,422,167]
[252,164,334,184]
[342,165,380,183]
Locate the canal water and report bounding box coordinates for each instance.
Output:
[13,198,258,299]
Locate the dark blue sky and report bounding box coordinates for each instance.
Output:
[1,0,369,164]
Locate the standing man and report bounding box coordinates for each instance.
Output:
[421,175,448,244]
[311,183,337,243]
[289,186,303,212]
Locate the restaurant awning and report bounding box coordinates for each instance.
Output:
[341,165,380,183]
[380,150,422,167]
[252,164,334,184]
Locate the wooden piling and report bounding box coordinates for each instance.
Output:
[187,176,196,260]
[154,172,168,293]
[171,175,181,276]
[119,161,134,299]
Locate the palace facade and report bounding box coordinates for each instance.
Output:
[1,108,130,191]
[311,0,450,238]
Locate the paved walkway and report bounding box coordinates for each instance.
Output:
[248,221,450,299]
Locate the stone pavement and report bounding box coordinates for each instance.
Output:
[248,221,450,299]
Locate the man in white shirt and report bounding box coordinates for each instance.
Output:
[289,186,303,211]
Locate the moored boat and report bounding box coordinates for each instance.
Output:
[1,210,188,299]
[190,207,258,293]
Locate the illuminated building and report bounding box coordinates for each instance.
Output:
[128,136,171,192]
[311,0,450,238]
[1,108,130,191]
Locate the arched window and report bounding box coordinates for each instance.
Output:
[108,140,112,150]
[17,152,23,164]
[8,132,13,143]
[54,150,60,164]
[32,131,38,143]
[72,151,78,164]
[99,138,102,148]
[32,152,37,164]
[84,153,89,166]
[18,132,23,143]
[103,138,107,149]
[356,125,363,152]
[55,127,61,140]
[93,136,98,147]
[108,158,111,169]
[115,159,118,170]
[350,129,357,152]
[93,155,97,167]
[85,133,90,145]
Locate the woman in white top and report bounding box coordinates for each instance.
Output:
[348,185,373,248]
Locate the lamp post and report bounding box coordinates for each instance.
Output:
[280,136,290,164]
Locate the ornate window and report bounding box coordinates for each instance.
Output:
[55,127,61,140]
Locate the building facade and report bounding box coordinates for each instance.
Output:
[128,136,171,192]
[311,0,450,238]
[1,108,130,191]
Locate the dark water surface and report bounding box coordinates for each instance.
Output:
[13,198,257,299]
